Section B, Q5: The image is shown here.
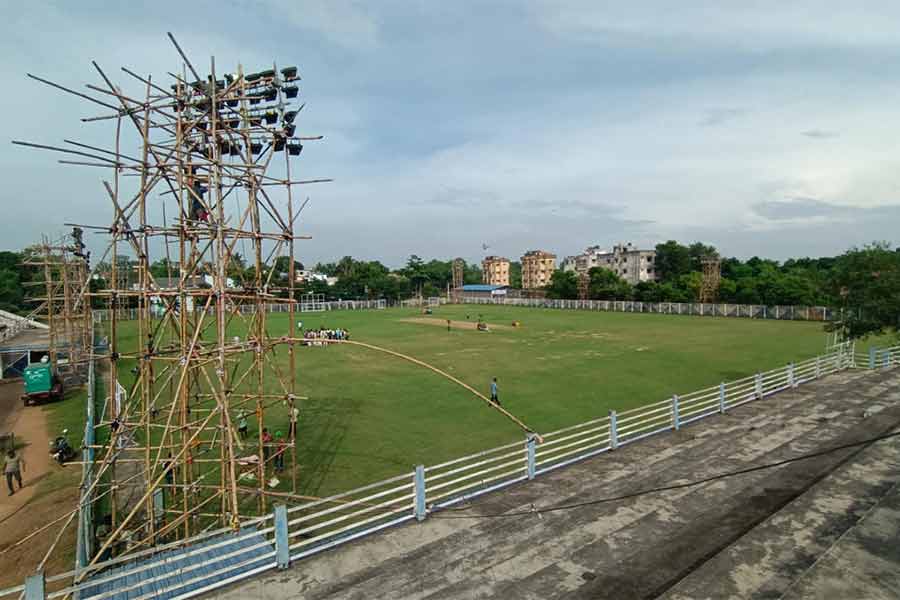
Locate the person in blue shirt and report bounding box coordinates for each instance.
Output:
[490,377,500,406]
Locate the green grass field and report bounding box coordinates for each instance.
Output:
[99,305,849,497]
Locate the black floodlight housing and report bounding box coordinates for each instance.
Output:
[287,142,303,156]
[283,85,298,99]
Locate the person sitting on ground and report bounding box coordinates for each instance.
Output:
[4,449,25,496]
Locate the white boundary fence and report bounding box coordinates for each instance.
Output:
[92,299,388,323]
[6,341,898,599]
[91,298,839,323]
[455,297,837,321]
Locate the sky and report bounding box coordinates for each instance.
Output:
[2,1,900,268]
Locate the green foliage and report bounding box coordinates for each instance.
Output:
[508,261,522,288]
[827,243,900,339]
[545,270,578,299]
[588,267,632,300]
[654,240,692,282]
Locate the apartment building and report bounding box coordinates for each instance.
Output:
[481,256,511,286]
[562,242,657,285]
[521,250,556,289]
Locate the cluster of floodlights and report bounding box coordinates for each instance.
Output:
[172,66,303,157]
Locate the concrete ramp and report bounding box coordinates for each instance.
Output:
[211,369,900,599]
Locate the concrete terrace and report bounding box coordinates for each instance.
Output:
[216,368,900,599]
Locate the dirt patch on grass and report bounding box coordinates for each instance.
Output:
[398,317,514,331]
[0,382,52,522]
[0,381,78,589]
[0,484,78,589]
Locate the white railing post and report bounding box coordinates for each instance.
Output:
[24,572,45,600]
[274,503,290,570]
[672,394,680,430]
[414,465,426,522]
[869,347,877,369]
[609,410,618,449]
[718,382,726,413]
[755,372,763,398]
[526,435,536,480]
[788,363,795,387]
[884,350,891,371]
[815,356,821,379]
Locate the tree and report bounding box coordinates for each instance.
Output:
[149,258,176,279]
[545,270,578,299]
[400,255,428,297]
[827,243,900,339]
[509,261,523,288]
[588,268,632,300]
[654,241,692,282]
[687,242,718,272]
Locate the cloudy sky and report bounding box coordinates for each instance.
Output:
[2,1,900,267]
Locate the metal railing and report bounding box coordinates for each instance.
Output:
[7,340,898,599]
[453,297,838,321]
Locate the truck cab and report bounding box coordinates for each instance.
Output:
[22,360,63,405]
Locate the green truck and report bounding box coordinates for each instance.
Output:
[21,361,64,406]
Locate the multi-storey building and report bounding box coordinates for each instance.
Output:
[561,242,657,285]
[521,250,556,289]
[481,256,510,286]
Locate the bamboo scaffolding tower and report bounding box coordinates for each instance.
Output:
[15,33,329,560]
[22,231,92,384]
[699,256,722,303]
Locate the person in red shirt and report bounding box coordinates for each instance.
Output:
[262,428,272,463]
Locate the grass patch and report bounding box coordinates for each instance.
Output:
[101,305,850,499]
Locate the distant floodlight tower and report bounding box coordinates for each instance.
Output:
[452,258,464,301]
[577,270,590,301]
[699,256,722,303]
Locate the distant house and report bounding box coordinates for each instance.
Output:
[295,270,335,286]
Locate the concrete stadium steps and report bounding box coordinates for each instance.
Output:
[212,368,900,599]
[661,392,900,598]
[81,529,274,600]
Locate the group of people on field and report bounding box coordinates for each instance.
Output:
[234,404,300,474]
[302,327,350,346]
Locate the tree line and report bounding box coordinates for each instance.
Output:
[0,241,896,339]
[545,241,899,338]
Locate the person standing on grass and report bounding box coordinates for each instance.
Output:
[5,449,25,496]
[262,428,272,462]
[274,432,286,472]
[490,377,500,406]
[237,410,248,440]
[289,404,299,439]
[447,319,451,332]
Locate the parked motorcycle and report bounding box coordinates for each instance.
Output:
[49,429,75,465]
